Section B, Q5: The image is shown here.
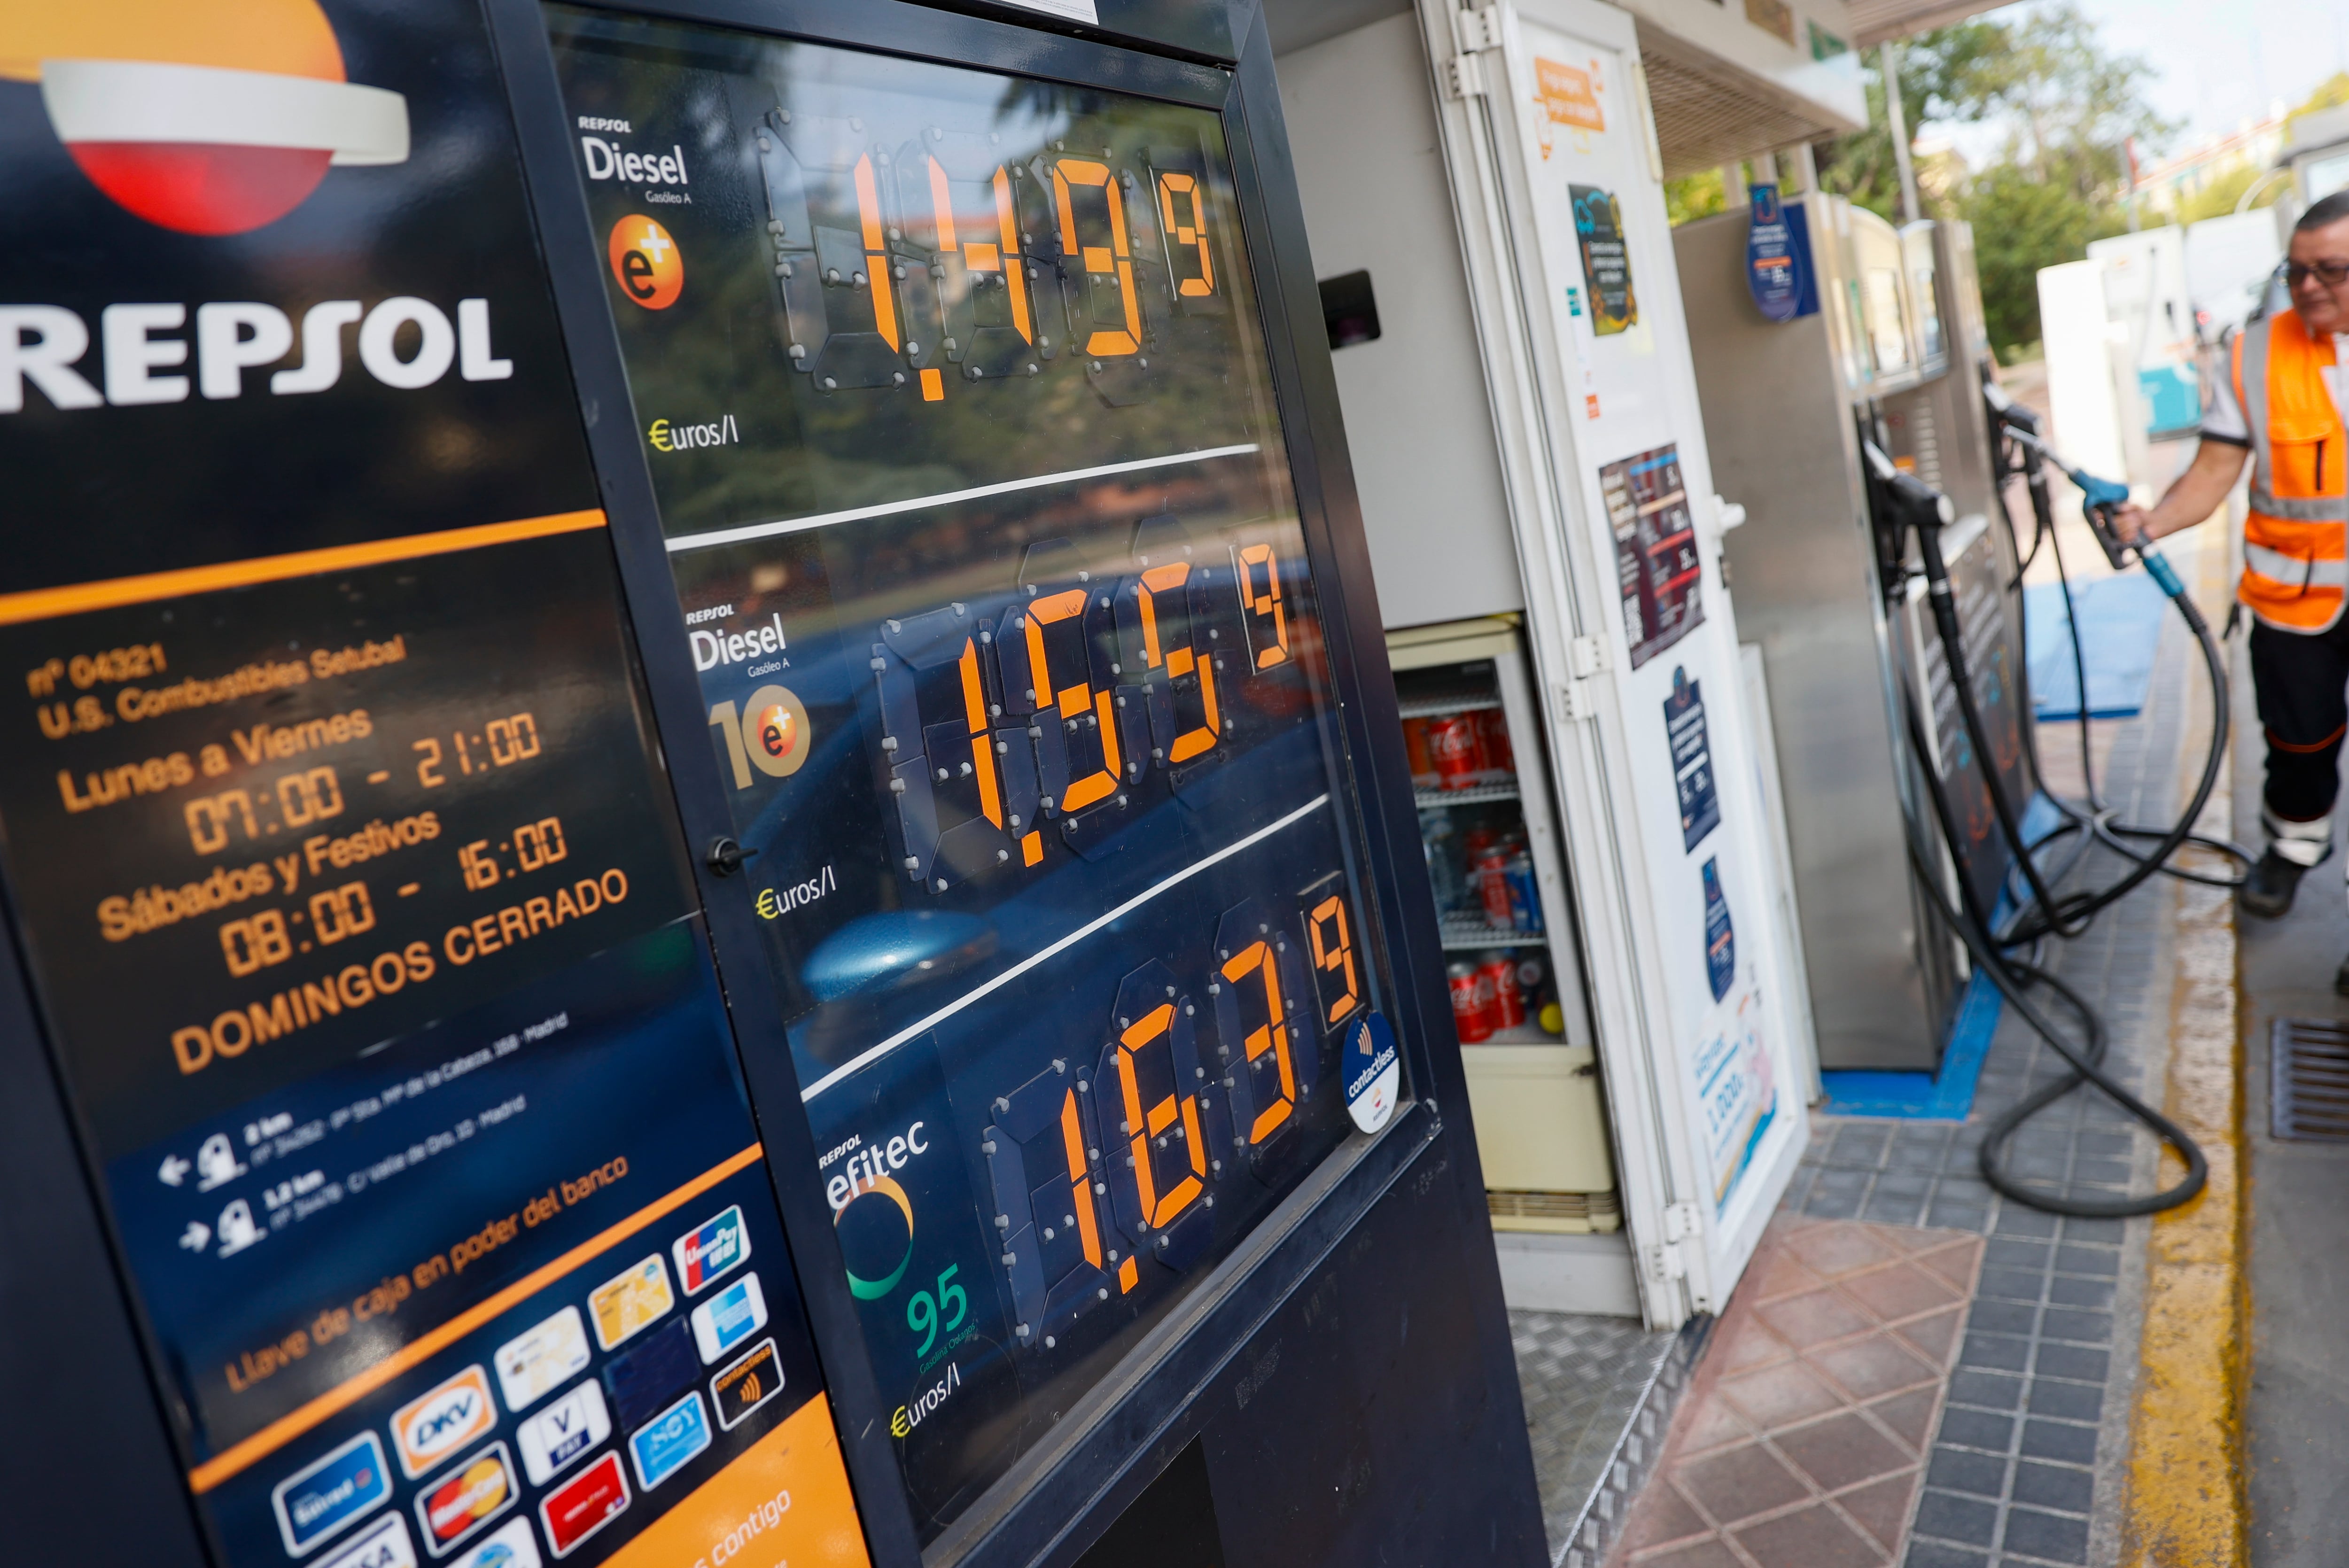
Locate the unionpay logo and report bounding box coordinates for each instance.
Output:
[609,215,683,309]
[2,0,409,235]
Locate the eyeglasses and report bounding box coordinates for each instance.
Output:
[2287,258,2349,288]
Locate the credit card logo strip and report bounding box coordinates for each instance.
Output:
[709,1338,783,1431]
[671,1204,750,1295]
[392,1365,498,1479]
[626,1389,713,1492]
[314,1511,418,1568]
[272,1430,395,1558]
[587,1252,675,1351]
[442,1516,542,1568]
[517,1381,613,1487]
[689,1270,768,1364]
[494,1305,591,1415]
[538,1450,630,1558]
[415,1442,518,1559]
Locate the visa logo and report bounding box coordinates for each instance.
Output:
[391,1365,496,1479]
[313,1512,418,1568]
[672,1205,750,1295]
[271,1431,393,1558]
[517,1381,612,1487]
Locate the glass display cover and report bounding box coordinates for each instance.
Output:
[547,8,1399,1541]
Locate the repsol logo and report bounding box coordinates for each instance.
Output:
[649,413,736,452]
[0,298,513,414]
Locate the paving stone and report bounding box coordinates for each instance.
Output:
[1913,1489,1999,1546]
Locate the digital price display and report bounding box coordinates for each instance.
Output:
[549,10,1400,1539]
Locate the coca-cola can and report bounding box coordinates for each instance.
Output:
[1477,708,1516,777]
[1480,953,1526,1030]
[1428,712,1484,791]
[1401,716,1438,789]
[1449,960,1494,1043]
[1474,846,1514,928]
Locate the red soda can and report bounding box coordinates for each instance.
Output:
[1474,846,1514,927]
[1449,960,1494,1042]
[1428,712,1485,790]
[1477,708,1515,777]
[1401,716,1438,789]
[1481,953,1525,1030]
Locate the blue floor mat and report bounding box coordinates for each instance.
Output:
[2024,571,2171,721]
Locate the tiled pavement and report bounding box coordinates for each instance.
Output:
[1611,1216,1986,1568]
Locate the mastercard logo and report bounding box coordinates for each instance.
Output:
[1,0,409,235]
[609,215,683,309]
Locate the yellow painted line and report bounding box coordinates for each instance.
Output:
[2122,535,2248,1566]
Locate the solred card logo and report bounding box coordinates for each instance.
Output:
[1,0,410,235]
[608,216,683,309]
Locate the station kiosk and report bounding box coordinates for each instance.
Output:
[1271,0,1864,1323]
[0,0,1548,1564]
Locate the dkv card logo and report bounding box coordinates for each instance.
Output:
[4,0,409,234]
[390,1364,496,1479]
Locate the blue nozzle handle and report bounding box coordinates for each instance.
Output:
[2140,549,2185,598]
[2069,468,2131,512]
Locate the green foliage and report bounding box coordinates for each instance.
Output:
[1812,2,2171,361]
[1665,169,1728,227]
[2294,70,2349,121]
[2171,164,2286,226]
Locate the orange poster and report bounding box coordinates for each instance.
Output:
[605,1394,871,1568]
[1535,58,1604,132]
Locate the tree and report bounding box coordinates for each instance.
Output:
[1813,3,2171,361]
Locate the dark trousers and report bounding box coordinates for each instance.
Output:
[2251,617,2349,821]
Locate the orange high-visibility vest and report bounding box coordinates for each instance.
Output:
[2235,309,2348,630]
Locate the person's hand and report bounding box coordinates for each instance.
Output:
[2109,499,2155,542]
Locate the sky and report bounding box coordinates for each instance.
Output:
[1981,0,2349,147]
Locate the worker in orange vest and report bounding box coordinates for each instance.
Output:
[2118,191,2349,978]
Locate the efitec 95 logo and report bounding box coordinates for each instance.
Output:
[1,0,409,235]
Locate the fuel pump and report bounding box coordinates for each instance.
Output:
[1866,435,2214,1216]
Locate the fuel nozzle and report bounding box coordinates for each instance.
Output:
[1863,439,1954,535]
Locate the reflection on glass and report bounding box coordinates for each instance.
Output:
[549,8,1398,1543]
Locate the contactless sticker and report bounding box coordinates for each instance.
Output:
[1342,1012,1400,1134]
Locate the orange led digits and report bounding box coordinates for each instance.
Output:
[1221,940,1295,1142]
[1135,562,1220,765]
[852,154,901,350]
[957,637,1004,828]
[1026,588,1122,813]
[1236,543,1290,670]
[1058,1089,1104,1268]
[1052,158,1142,358]
[1116,1005,1205,1227]
[1157,171,1214,298]
[1309,894,1360,1025]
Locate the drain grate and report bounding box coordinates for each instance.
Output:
[2272,1018,2349,1141]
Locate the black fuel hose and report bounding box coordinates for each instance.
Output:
[1894,442,2217,1216]
[1898,696,2207,1216]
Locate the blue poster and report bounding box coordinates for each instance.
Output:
[1702,857,1736,1003]
[1663,667,1720,851]
[1745,183,1802,322]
